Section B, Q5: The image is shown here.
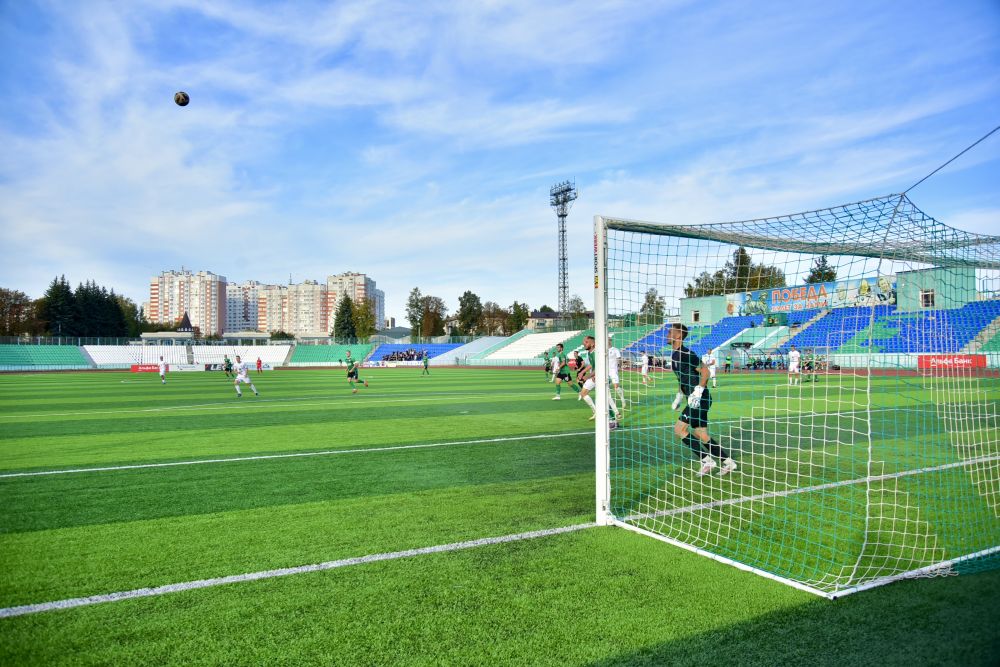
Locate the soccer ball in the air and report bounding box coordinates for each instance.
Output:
[174,91,190,106]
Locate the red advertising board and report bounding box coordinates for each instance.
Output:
[130,364,163,373]
[917,354,987,370]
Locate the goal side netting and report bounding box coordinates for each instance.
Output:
[593,193,1000,598]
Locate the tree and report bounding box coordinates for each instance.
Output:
[0,288,36,336]
[351,298,377,340]
[37,275,77,336]
[566,294,588,329]
[506,301,530,333]
[115,294,143,338]
[419,296,448,337]
[481,301,508,335]
[537,304,556,314]
[333,296,356,341]
[685,246,786,297]
[270,330,295,340]
[457,291,484,335]
[805,255,837,284]
[405,287,424,332]
[639,288,666,324]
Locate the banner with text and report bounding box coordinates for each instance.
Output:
[725,276,896,316]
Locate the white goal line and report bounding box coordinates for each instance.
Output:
[0,523,597,619]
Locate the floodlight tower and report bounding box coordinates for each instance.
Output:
[550,180,577,315]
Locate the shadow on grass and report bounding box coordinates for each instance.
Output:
[593,569,1000,667]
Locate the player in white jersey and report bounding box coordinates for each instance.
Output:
[787,345,801,385]
[158,356,167,384]
[607,335,624,419]
[232,355,259,397]
[704,348,718,388]
[640,352,653,385]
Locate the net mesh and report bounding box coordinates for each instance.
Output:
[599,193,1000,597]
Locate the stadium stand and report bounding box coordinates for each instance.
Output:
[778,306,893,352]
[979,331,1000,352]
[84,345,187,368]
[484,330,581,361]
[835,301,1000,354]
[728,325,786,349]
[370,343,463,362]
[191,346,291,366]
[0,344,90,371]
[288,344,374,366]
[468,330,532,360]
[429,337,506,366]
[689,315,766,356]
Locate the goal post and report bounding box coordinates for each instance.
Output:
[593,195,1000,598]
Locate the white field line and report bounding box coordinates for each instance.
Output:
[2,403,989,479]
[0,431,596,479]
[0,389,557,421]
[0,522,597,619]
[0,407,890,479]
[623,452,1000,522]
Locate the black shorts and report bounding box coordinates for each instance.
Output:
[348,369,359,380]
[557,369,572,381]
[544,362,552,371]
[679,395,712,429]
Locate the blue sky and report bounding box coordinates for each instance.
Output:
[1,0,998,323]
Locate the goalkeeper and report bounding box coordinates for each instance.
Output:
[667,323,737,476]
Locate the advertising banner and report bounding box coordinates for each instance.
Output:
[917,354,987,370]
[725,276,896,316]
[130,364,162,373]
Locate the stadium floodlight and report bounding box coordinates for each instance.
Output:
[593,193,1000,598]
[551,180,578,316]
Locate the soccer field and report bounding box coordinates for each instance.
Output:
[1,368,998,665]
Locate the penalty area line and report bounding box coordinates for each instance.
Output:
[0,523,597,619]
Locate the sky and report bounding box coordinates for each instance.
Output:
[1,0,998,325]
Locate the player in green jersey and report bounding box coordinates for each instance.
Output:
[577,335,598,419]
[551,343,579,400]
[421,351,430,375]
[345,350,369,393]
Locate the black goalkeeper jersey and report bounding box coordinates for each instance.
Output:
[671,346,707,398]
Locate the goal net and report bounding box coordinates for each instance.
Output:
[593,193,1000,598]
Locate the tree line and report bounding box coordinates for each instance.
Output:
[403,287,593,337]
[685,247,836,297]
[0,276,150,338]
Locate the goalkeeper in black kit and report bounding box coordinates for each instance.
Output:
[668,323,737,476]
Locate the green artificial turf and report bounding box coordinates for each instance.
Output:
[1,368,997,665]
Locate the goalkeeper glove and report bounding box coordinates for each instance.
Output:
[671,392,684,410]
[688,385,704,409]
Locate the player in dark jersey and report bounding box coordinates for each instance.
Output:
[345,350,369,394]
[668,323,737,476]
[551,343,579,400]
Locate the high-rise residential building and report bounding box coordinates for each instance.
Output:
[326,272,384,331]
[226,281,262,333]
[286,280,331,337]
[258,284,288,334]
[149,269,385,338]
[148,269,227,336]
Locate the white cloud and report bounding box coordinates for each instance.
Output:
[1,0,997,324]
